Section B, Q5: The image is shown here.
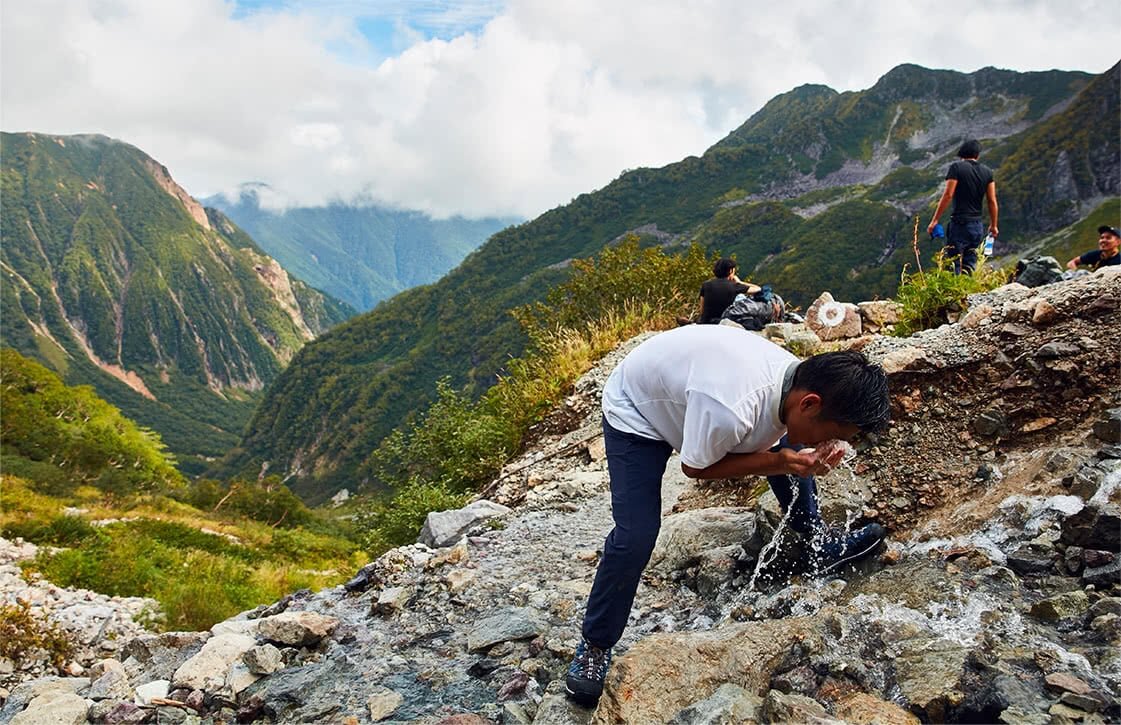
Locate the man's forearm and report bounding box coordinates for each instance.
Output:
[681,451,786,479]
[929,189,952,225]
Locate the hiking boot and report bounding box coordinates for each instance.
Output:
[816,523,885,574]
[565,639,613,707]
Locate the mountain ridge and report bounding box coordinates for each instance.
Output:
[0,132,354,470]
[220,62,1119,498]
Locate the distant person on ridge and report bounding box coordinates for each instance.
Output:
[678,257,758,325]
[1066,225,1121,272]
[927,139,999,274]
[565,327,891,708]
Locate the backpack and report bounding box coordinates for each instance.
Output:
[722,287,785,331]
[1014,256,1063,288]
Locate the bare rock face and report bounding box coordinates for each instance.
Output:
[807,292,862,340]
[593,618,823,723]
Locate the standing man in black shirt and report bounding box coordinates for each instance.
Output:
[1066,225,1121,271]
[927,139,999,274]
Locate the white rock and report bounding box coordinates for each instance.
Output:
[418,500,512,548]
[9,693,89,725]
[172,633,256,691]
[134,679,170,705]
[368,687,404,721]
[258,611,339,647]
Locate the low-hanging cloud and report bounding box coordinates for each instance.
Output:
[2,0,1118,219]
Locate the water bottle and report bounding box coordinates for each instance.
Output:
[982,234,995,257]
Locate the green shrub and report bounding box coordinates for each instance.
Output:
[355,479,470,554]
[0,513,100,547]
[0,600,74,673]
[892,253,1010,336]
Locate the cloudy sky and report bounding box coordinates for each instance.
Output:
[2,0,1118,219]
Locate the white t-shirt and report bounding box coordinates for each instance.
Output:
[602,325,797,469]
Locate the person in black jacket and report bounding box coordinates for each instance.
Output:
[927,139,999,274]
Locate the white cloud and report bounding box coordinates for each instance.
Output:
[2,0,1118,219]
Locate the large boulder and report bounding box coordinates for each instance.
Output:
[668,683,762,724]
[121,631,210,685]
[648,508,757,574]
[8,693,89,725]
[806,292,862,341]
[419,500,512,548]
[593,617,824,723]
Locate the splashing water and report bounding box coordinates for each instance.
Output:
[850,589,1024,647]
[743,478,799,595]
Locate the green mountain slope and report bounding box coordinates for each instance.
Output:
[0,133,354,471]
[205,186,519,311]
[221,63,1119,499]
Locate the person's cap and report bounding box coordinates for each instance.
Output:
[930,223,945,239]
[1097,225,1120,238]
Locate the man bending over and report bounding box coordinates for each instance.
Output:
[566,325,891,707]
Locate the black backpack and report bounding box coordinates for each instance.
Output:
[1014,257,1063,288]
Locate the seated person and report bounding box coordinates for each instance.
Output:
[690,258,760,324]
[1066,225,1120,271]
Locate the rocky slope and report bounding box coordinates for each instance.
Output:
[1,268,1119,724]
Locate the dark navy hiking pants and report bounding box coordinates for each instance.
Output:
[944,219,985,275]
[766,435,825,536]
[581,418,672,649]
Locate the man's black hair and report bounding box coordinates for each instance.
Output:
[792,350,890,432]
[713,258,737,278]
[957,139,981,159]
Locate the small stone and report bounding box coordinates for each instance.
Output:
[243,644,284,675]
[1044,672,1093,696]
[1089,597,1121,618]
[155,706,188,724]
[497,671,530,701]
[258,611,339,647]
[1030,591,1089,621]
[367,687,404,721]
[1032,300,1059,325]
[466,607,545,652]
[372,586,412,615]
[974,410,1009,437]
[1083,560,1121,588]
[1093,408,1121,443]
[134,679,170,705]
[1049,702,1093,721]
[445,568,476,593]
[1060,691,1106,713]
[1090,613,1121,639]
[762,689,830,723]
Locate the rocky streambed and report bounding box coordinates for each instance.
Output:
[1,268,1119,724]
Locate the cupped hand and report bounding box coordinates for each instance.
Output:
[777,448,830,477]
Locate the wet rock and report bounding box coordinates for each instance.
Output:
[834,692,920,725]
[762,689,832,722]
[1044,672,1093,696]
[999,705,1051,724]
[172,633,256,691]
[1093,408,1121,443]
[1090,597,1121,618]
[1083,560,1121,588]
[1030,591,1089,621]
[597,618,822,723]
[649,508,757,574]
[807,292,862,341]
[236,695,266,723]
[1091,613,1121,639]
[243,644,283,675]
[367,687,403,721]
[695,545,744,597]
[1083,550,1116,568]
[1007,545,1055,576]
[1060,691,1108,713]
[258,611,339,647]
[668,683,762,724]
[419,499,512,548]
[1049,701,1097,722]
[7,692,90,725]
[1070,463,1110,500]
[1064,547,1085,575]
[1061,504,1121,552]
[466,607,545,652]
[894,638,968,722]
